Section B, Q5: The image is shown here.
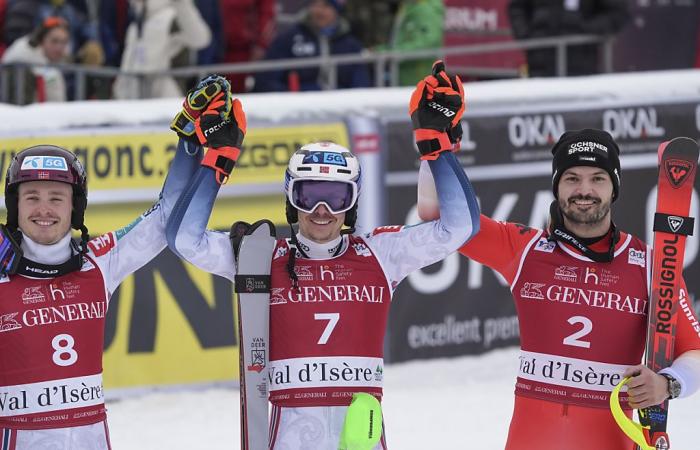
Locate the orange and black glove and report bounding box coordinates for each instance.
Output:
[171,74,232,143]
[195,93,247,185]
[408,60,465,160]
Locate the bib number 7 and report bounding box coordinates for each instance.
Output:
[315,313,340,345]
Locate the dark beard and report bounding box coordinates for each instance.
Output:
[559,195,611,226]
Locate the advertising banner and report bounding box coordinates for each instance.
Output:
[443,0,525,76]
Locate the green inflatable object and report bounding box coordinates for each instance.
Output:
[339,392,383,450]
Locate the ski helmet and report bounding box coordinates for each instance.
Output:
[4,145,88,232]
[284,141,361,227]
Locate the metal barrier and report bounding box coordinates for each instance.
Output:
[0,34,613,104]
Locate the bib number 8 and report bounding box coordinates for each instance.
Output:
[52,333,78,366]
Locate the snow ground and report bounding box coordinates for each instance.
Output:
[107,348,700,449]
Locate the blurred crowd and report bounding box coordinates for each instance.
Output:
[0,0,695,104]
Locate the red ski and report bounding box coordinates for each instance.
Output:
[640,137,699,449]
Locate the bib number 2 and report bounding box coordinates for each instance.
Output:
[563,316,593,349]
[52,333,78,366]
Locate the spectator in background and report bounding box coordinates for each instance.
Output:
[4,0,104,67]
[344,0,400,50]
[1,16,70,102]
[255,0,370,92]
[0,0,6,57]
[508,0,629,77]
[193,0,223,66]
[99,0,129,67]
[113,0,211,99]
[219,0,275,92]
[380,0,444,86]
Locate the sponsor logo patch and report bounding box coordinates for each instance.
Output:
[274,246,288,260]
[372,225,403,236]
[520,282,546,300]
[554,266,578,282]
[20,156,68,171]
[0,312,22,332]
[665,159,693,188]
[22,286,45,304]
[303,151,347,167]
[352,243,371,257]
[628,249,646,267]
[295,265,314,282]
[247,337,266,373]
[667,216,684,232]
[534,238,556,253]
[88,233,116,257]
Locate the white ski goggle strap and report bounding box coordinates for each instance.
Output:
[288,179,357,214]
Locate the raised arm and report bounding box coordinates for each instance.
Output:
[90,76,232,293]
[166,87,248,281]
[365,61,480,286]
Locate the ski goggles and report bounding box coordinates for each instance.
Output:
[288,179,358,214]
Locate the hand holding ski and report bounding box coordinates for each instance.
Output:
[610,137,699,450]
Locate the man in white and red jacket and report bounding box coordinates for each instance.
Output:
[0,75,230,449]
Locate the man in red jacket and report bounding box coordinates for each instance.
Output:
[418,128,700,450]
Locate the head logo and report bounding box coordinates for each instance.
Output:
[664,159,693,188]
[20,156,68,171]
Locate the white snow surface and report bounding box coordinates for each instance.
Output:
[0,69,699,134]
[107,348,700,449]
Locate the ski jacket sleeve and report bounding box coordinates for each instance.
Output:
[363,151,479,288]
[88,139,203,295]
[165,165,236,281]
[458,214,540,285]
[672,279,700,357]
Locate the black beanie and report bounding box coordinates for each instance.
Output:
[551,128,622,201]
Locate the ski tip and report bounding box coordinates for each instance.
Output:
[664,137,700,157]
[247,219,277,238]
[658,137,700,165]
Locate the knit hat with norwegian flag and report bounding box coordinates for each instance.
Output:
[551,128,622,201]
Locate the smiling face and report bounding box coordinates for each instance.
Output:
[17,181,73,244]
[41,26,69,63]
[557,166,613,237]
[297,203,346,243]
